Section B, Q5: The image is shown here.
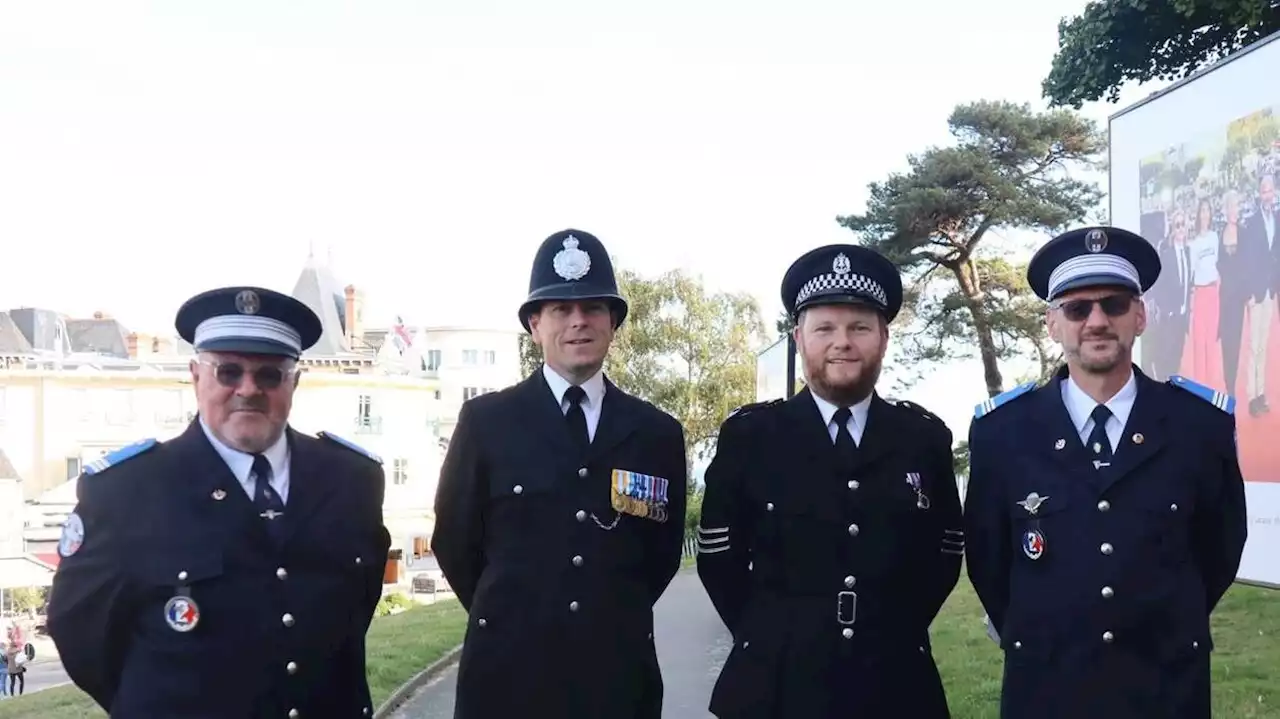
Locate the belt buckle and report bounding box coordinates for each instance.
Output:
[837,590,857,626]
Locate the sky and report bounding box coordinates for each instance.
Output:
[0,0,1161,440]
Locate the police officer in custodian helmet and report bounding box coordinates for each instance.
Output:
[696,244,964,718]
[964,227,1248,718]
[46,286,392,718]
[431,229,688,718]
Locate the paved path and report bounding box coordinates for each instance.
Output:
[388,568,732,719]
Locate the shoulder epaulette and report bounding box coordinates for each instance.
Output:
[84,438,158,476]
[973,381,1037,420]
[318,431,383,464]
[1168,375,1235,414]
[890,399,942,423]
[726,398,783,420]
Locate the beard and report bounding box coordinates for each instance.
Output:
[1070,331,1131,374]
[803,354,882,406]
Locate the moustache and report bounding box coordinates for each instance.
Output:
[1083,334,1117,342]
[229,399,269,413]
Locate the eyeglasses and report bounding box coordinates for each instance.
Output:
[1052,294,1135,322]
[198,360,296,390]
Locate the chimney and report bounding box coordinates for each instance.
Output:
[344,285,365,347]
[93,311,110,320]
[126,333,140,359]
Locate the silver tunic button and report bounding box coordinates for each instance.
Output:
[177,570,189,582]
[847,524,860,536]
[355,556,362,565]
[1100,542,1114,555]
[844,575,856,588]
[1102,631,1114,643]
[742,640,749,648]
[766,502,774,511]
[1097,500,1110,512]
[572,555,584,567]
[276,567,288,580]
[363,709,370,716]
[841,628,854,639]
[575,510,586,522]
[513,484,523,494]
[477,618,487,627]
[286,661,298,674]
[1101,586,1114,599]
[1170,503,1178,512]
[289,710,299,718]
[282,613,295,627]
[1192,640,1199,649]
[1013,641,1022,649]
[569,601,580,612]
[578,467,588,478]
[848,480,860,490]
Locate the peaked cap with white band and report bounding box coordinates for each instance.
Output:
[1027,226,1161,302]
[175,286,322,359]
[782,244,904,322]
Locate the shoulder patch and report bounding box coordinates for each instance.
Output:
[973,381,1037,420]
[726,398,783,420]
[1168,375,1235,414]
[889,399,942,423]
[84,438,158,476]
[318,431,383,465]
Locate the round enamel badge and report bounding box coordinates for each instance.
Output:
[57,513,84,558]
[164,595,201,632]
[1022,529,1045,560]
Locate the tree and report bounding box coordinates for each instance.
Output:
[837,100,1101,398]
[775,310,794,339]
[1043,0,1280,109]
[517,265,767,464]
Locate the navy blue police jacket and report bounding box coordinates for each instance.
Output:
[430,370,688,719]
[696,388,963,719]
[965,365,1248,719]
[46,420,391,718]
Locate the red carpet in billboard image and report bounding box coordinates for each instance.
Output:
[1176,302,1280,483]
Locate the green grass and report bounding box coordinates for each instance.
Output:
[2,578,1276,718]
[0,598,468,719]
[933,578,1280,718]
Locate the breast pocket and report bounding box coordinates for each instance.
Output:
[1007,492,1068,566]
[135,553,226,646]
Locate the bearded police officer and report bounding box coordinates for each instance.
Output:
[965,227,1248,718]
[696,244,963,718]
[431,229,688,718]
[47,286,391,718]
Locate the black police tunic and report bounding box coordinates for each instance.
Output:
[696,388,963,719]
[47,421,391,718]
[430,370,688,719]
[965,366,1248,719]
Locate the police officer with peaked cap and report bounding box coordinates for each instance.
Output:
[965,226,1248,718]
[47,286,392,718]
[431,229,688,718]
[696,244,963,718]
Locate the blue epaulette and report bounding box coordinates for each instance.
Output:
[727,398,783,420]
[1168,375,1235,414]
[84,438,158,476]
[973,382,1037,420]
[318,431,383,465]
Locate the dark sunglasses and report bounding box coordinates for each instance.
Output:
[1053,294,1135,322]
[199,360,294,390]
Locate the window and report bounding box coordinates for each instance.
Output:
[392,458,409,485]
[66,458,82,480]
[462,387,480,401]
[356,394,381,433]
[433,390,442,400]
[462,349,479,365]
[485,350,496,365]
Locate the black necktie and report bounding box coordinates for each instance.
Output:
[252,455,285,537]
[565,385,590,452]
[1087,405,1113,470]
[832,407,859,469]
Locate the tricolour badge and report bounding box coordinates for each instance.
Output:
[1022,529,1045,560]
[164,595,201,632]
[610,469,670,523]
[58,512,84,558]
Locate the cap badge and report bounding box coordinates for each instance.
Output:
[234,290,261,315]
[553,235,592,282]
[833,252,851,275]
[1085,228,1108,254]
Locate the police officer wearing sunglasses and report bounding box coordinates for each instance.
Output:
[47,286,392,718]
[964,227,1248,719]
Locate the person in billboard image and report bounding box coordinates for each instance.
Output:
[1218,190,1249,398]
[1151,208,1192,381]
[1186,197,1226,390]
[1241,172,1278,417]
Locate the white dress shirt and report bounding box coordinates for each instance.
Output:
[809,390,872,445]
[199,416,292,503]
[1060,371,1137,454]
[542,364,606,442]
